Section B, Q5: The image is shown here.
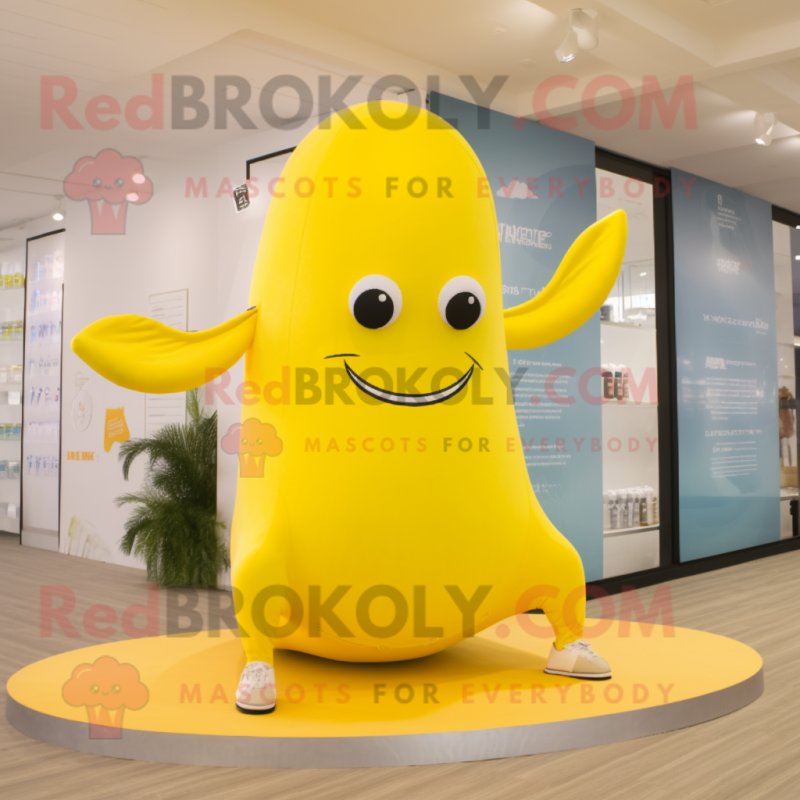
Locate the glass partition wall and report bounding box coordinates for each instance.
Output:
[596,168,660,577]
[21,230,65,551]
[0,244,25,535]
[775,219,800,537]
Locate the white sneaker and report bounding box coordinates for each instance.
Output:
[235,661,277,714]
[544,640,611,680]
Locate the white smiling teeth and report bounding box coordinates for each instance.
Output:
[344,362,474,406]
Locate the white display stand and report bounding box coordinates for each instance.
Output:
[21,230,65,552]
[0,245,25,534]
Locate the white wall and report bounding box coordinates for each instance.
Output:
[58,152,219,566]
[55,115,329,573]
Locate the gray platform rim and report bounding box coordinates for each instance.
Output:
[6,667,763,769]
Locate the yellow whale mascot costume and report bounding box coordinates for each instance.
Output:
[74,101,627,714]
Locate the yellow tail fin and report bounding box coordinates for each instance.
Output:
[503,209,627,350]
[71,307,258,393]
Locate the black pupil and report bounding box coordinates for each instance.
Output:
[115,178,124,187]
[93,178,102,187]
[354,288,394,329]
[446,292,481,329]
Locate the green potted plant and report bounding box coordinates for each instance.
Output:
[116,389,229,588]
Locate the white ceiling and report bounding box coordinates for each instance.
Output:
[1,0,799,231]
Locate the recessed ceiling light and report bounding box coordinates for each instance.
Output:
[494,26,507,35]
[795,255,800,261]
[640,271,647,276]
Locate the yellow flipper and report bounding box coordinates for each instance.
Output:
[71,307,258,393]
[503,209,627,350]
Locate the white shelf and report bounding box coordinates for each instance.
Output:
[604,523,659,537]
[602,401,658,408]
[601,319,643,328]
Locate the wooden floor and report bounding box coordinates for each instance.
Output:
[1,533,798,800]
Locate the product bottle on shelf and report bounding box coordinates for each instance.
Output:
[602,365,615,400]
[602,490,611,529]
[608,491,619,530]
[639,489,649,526]
[649,488,659,524]
[625,490,635,528]
[631,487,641,526]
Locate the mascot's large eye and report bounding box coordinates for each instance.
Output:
[112,684,121,694]
[114,177,125,188]
[92,177,102,188]
[349,275,402,330]
[438,277,486,330]
[90,684,100,694]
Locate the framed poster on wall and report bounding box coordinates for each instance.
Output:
[672,170,779,560]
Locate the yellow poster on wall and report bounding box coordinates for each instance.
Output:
[103,407,130,452]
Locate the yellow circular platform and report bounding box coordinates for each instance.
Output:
[6,616,762,767]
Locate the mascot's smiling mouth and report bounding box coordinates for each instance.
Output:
[329,354,482,407]
[345,361,473,406]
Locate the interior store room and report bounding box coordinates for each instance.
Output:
[1,2,799,799]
